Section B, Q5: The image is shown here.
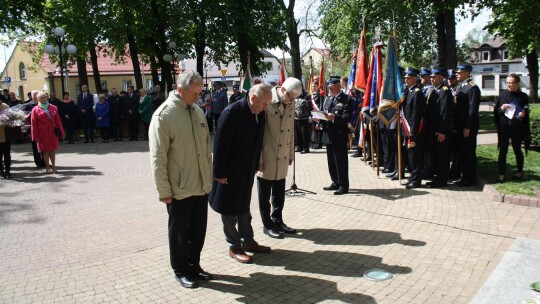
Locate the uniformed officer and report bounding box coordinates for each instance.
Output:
[420,67,433,97]
[229,84,242,105]
[425,66,454,188]
[446,69,460,179]
[401,68,426,189]
[453,63,481,187]
[315,76,353,195]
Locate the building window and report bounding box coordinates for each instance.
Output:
[122,80,132,91]
[482,50,490,62]
[482,75,495,89]
[501,64,509,73]
[19,62,26,80]
[502,50,509,60]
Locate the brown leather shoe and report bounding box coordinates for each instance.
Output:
[242,242,271,253]
[228,248,253,263]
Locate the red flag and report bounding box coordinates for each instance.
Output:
[355,27,369,92]
[318,60,325,97]
[279,53,287,85]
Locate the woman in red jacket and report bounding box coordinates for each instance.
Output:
[31,91,64,174]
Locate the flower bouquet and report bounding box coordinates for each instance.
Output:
[0,107,27,127]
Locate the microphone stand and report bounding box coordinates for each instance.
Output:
[285,155,316,197]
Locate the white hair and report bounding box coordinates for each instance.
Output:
[281,77,303,96]
[36,91,48,99]
[177,70,203,90]
[31,90,40,98]
[249,83,272,98]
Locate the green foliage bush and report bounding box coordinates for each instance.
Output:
[530,104,540,146]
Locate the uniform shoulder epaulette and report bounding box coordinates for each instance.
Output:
[469,80,477,87]
[414,88,420,92]
[442,86,448,91]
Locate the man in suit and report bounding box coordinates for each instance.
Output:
[453,63,481,186]
[315,76,353,195]
[124,85,140,141]
[77,85,95,143]
[108,88,123,141]
[257,77,302,240]
[425,66,454,188]
[401,68,427,189]
[209,83,272,264]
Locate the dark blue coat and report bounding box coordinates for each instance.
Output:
[209,99,266,216]
[95,101,110,127]
[321,91,353,145]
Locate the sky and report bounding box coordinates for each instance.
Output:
[0,8,491,74]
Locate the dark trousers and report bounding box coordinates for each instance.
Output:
[498,123,524,175]
[449,131,460,179]
[0,142,11,174]
[429,133,450,183]
[257,177,286,229]
[326,143,349,189]
[31,141,45,167]
[128,120,139,140]
[312,124,323,148]
[457,130,477,182]
[99,127,109,141]
[384,129,397,172]
[222,212,255,248]
[80,112,95,141]
[213,113,221,130]
[64,127,75,143]
[295,119,311,151]
[166,195,208,277]
[406,134,425,183]
[142,122,150,140]
[111,122,123,140]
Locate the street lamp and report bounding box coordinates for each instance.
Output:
[44,27,77,95]
[163,41,185,85]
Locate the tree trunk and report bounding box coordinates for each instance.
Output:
[435,12,447,67]
[89,44,102,93]
[149,56,160,87]
[126,32,143,89]
[76,57,89,90]
[526,49,539,103]
[443,9,457,69]
[281,0,302,79]
[195,13,206,77]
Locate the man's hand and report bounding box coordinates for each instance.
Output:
[259,163,264,172]
[437,133,446,142]
[215,177,228,184]
[518,111,525,118]
[312,117,320,123]
[81,109,86,113]
[463,128,470,138]
[325,113,335,121]
[289,159,293,165]
[160,196,173,204]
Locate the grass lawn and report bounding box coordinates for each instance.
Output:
[477,144,540,197]
[478,111,496,131]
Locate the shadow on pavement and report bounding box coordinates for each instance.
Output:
[0,202,46,226]
[11,141,149,156]
[7,166,102,183]
[291,228,426,247]
[253,249,412,277]
[348,187,429,200]
[207,272,376,303]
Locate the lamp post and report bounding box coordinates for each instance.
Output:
[163,41,185,88]
[44,27,77,95]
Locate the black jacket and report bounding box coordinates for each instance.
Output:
[401,84,426,139]
[425,84,454,135]
[321,91,353,145]
[454,78,481,131]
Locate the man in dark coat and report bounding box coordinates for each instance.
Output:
[425,66,454,188]
[401,68,427,189]
[316,77,353,195]
[108,88,124,141]
[453,63,481,187]
[209,83,273,264]
[124,85,140,141]
[77,84,95,143]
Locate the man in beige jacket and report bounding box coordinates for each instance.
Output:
[149,70,213,289]
[257,77,303,238]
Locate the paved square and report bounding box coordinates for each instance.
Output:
[1,140,539,303]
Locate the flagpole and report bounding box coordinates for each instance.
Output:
[376,121,380,176]
[370,121,375,169]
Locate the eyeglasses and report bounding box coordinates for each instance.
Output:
[506,82,517,84]
[285,91,292,101]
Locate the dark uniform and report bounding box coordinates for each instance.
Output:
[229,85,242,105]
[447,69,460,179]
[322,78,353,194]
[454,63,481,186]
[401,68,426,189]
[425,67,454,187]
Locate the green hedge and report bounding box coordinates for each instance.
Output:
[530,103,540,146]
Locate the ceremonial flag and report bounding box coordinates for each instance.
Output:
[354,27,369,92]
[346,53,356,95]
[378,34,405,126]
[318,60,325,97]
[362,43,383,120]
[346,53,361,128]
[279,53,287,86]
[241,61,252,94]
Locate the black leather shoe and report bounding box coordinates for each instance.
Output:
[175,275,198,288]
[426,181,447,188]
[301,150,310,154]
[275,222,297,234]
[323,184,338,191]
[386,171,397,178]
[456,180,476,187]
[195,269,213,281]
[351,151,362,158]
[451,178,463,185]
[391,174,403,181]
[263,227,284,239]
[382,168,391,173]
[334,187,348,195]
[405,181,420,189]
[295,149,302,152]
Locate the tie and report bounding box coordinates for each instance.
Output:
[84,93,87,100]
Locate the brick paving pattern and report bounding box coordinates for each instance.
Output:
[1,140,539,304]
